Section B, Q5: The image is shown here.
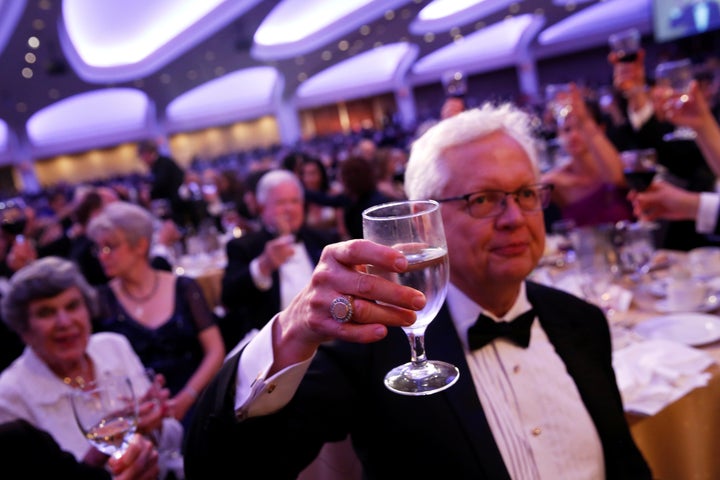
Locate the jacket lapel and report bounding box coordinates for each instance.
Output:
[428,304,512,479]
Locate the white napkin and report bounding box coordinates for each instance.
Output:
[612,338,716,415]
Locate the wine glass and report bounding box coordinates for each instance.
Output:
[654,58,697,141]
[362,199,459,396]
[610,220,656,283]
[70,375,139,460]
[608,28,641,64]
[550,218,577,267]
[621,148,658,192]
[545,83,573,127]
[0,197,28,237]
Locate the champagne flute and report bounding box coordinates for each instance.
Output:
[362,199,459,396]
[655,58,697,141]
[70,375,139,460]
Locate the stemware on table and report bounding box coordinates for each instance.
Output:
[545,83,573,127]
[362,199,459,396]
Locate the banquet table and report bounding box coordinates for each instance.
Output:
[538,246,720,480]
[174,251,226,310]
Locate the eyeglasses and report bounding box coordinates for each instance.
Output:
[436,183,554,219]
[92,242,123,257]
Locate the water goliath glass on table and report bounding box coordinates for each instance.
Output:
[362,199,458,395]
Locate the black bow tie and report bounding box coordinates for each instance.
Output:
[467,309,536,350]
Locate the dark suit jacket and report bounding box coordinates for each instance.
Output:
[220,226,340,349]
[0,419,110,479]
[149,154,187,226]
[185,281,652,480]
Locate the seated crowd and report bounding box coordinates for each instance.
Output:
[0,46,719,479]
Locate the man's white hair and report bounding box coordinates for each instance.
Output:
[256,169,304,205]
[404,102,540,200]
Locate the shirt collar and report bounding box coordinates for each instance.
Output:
[447,282,532,350]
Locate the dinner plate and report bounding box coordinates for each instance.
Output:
[654,295,720,314]
[634,313,720,346]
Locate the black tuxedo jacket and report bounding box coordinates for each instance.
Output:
[220,226,339,347]
[186,281,651,479]
[0,419,110,479]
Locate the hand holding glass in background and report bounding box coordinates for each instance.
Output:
[545,83,573,127]
[655,58,698,141]
[621,148,659,192]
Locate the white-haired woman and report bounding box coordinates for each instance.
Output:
[87,201,225,431]
[0,257,176,474]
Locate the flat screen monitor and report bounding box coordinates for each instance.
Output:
[654,0,720,43]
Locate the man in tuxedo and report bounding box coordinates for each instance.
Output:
[219,168,340,351]
[137,140,186,228]
[185,104,651,479]
[610,48,717,251]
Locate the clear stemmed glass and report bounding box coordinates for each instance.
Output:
[70,375,139,460]
[655,58,697,142]
[362,199,459,396]
[610,220,657,283]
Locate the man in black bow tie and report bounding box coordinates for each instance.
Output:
[186,104,652,479]
[220,169,340,351]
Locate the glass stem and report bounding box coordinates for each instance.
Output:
[405,331,428,367]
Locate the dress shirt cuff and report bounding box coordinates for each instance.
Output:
[234,315,314,418]
[696,192,720,234]
[627,101,654,131]
[250,257,273,291]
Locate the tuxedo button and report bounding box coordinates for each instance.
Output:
[513,364,521,374]
[267,384,277,393]
[531,426,542,436]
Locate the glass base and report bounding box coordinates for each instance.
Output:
[384,360,459,396]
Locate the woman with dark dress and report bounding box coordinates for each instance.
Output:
[86,201,225,430]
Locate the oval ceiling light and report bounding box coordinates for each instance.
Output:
[165,66,281,132]
[252,0,408,61]
[59,0,263,83]
[27,88,152,155]
[0,119,8,152]
[412,14,543,84]
[0,0,25,57]
[410,0,520,34]
[295,42,418,108]
[538,0,651,47]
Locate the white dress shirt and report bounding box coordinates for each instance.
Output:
[233,282,606,479]
[696,191,720,234]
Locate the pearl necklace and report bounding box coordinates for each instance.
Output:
[121,271,159,317]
